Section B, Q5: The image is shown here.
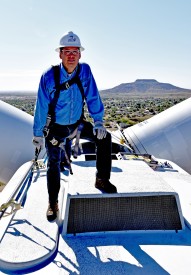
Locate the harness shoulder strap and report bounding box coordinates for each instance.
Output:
[53,65,60,88]
[48,65,61,121]
[75,67,85,101]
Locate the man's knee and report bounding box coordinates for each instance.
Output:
[97,131,111,145]
[103,131,111,143]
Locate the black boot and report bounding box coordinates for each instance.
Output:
[46,201,59,222]
[95,178,117,193]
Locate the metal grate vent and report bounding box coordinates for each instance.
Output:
[67,195,182,234]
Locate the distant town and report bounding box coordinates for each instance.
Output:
[0,90,190,130]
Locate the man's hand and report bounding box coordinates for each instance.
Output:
[93,121,107,139]
[32,136,44,150]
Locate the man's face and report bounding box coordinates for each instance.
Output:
[59,46,81,73]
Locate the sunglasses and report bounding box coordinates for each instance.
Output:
[61,49,80,56]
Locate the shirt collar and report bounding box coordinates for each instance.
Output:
[60,63,78,79]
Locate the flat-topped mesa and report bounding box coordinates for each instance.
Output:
[101,79,191,93]
[135,79,158,83]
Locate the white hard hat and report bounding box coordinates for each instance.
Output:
[55,31,85,52]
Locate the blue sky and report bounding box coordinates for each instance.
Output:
[0,0,190,91]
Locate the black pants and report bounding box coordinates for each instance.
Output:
[46,120,112,205]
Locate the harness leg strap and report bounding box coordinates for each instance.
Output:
[59,142,73,175]
[73,123,84,158]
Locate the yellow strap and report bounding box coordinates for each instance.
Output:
[0,198,22,213]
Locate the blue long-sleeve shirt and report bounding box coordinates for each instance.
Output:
[33,62,104,136]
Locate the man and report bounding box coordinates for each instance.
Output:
[32,31,117,222]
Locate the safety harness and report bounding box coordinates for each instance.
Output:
[43,64,85,134]
[43,64,85,174]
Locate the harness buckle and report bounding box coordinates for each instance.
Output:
[43,127,49,138]
[49,137,59,146]
[65,82,70,89]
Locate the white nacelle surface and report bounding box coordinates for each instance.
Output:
[0,100,44,184]
[124,97,191,174]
